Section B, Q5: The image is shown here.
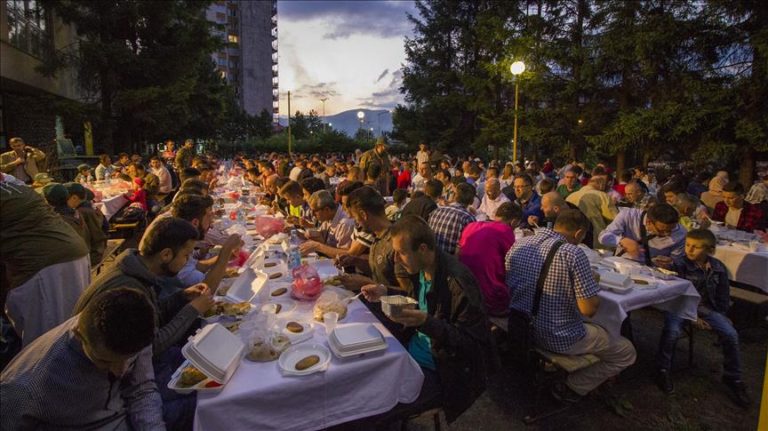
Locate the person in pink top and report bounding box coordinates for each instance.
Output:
[126,177,148,211]
[457,201,521,317]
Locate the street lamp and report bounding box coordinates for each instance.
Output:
[357,111,365,130]
[510,60,526,163]
[320,97,328,132]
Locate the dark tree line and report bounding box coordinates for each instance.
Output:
[393,0,767,185]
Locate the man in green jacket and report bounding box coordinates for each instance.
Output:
[360,215,493,425]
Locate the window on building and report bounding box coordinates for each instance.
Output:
[228,34,239,44]
[6,0,52,59]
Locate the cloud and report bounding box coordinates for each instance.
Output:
[295,82,340,99]
[279,0,417,39]
[375,69,389,83]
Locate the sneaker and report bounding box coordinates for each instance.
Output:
[655,369,675,394]
[551,381,582,404]
[723,378,751,408]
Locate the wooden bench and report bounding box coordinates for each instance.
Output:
[730,286,768,305]
[92,238,126,277]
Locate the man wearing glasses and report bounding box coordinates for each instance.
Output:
[598,203,685,266]
[502,173,544,229]
[299,190,355,258]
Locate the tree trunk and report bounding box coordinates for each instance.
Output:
[739,147,755,188]
[616,150,626,175]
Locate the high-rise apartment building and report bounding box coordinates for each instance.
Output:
[206,0,278,122]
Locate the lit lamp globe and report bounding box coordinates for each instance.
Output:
[357,111,365,120]
[510,61,526,76]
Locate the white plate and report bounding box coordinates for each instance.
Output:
[268,283,292,299]
[278,319,316,344]
[260,299,297,316]
[278,343,331,376]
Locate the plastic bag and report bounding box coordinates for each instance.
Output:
[255,216,285,239]
[312,290,348,322]
[290,264,323,301]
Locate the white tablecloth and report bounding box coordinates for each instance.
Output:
[591,278,700,339]
[714,245,768,293]
[194,296,424,431]
[95,194,129,220]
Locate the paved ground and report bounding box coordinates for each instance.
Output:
[408,308,766,431]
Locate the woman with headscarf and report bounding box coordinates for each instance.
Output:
[701,170,729,211]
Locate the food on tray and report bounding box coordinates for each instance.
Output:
[264,262,278,268]
[269,272,283,280]
[271,287,288,297]
[179,366,207,387]
[324,276,342,286]
[205,301,251,318]
[294,355,320,371]
[632,278,649,285]
[224,267,240,278]
[223,321,241,333]
[313,301,347,322]
[245,335,290,362]
[286,321,304,333]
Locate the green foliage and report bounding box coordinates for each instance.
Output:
[396,0,768,172]
[41,0,236,153]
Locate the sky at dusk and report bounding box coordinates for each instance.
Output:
[277,0,417,116]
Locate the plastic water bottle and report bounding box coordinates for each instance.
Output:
[236,208,246,224]
[287,229,302,272]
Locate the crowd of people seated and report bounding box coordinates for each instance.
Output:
[1,136,765,429]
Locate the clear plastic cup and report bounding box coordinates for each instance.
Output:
[323,311,339,335]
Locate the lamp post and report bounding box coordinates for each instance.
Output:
[357,110,365,131]
[320,97,328,132]
[510,60,525,163]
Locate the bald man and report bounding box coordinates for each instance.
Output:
[478,178,510,220]
[541,191,594,248]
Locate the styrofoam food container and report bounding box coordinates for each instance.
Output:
[278,342,331,376]
[381,295,418,318]
[331,323,386,351]
[220,268,268,303]
[181,323,245,384]
[167,360,225,394]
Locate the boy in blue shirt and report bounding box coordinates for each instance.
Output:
[655,229,751,407]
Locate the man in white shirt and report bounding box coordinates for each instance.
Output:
[478,178,510,220]
[416,142,430,168]
[299,190,356,258]
[149,156,172,194]
[289,160,306,182]
[410,161,433,194]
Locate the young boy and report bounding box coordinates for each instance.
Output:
[279,180,312,228]
[385,188,408,222]
[655,229,751,407]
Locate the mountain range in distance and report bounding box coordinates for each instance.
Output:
[278,109,393,137]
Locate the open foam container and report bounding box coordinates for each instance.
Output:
[181,323,245,384]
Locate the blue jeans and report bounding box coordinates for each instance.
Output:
[656,310,742,380]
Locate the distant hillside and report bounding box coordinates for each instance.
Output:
[279,109,392,138]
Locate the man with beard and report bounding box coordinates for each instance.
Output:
[338,186,413,293]
[168,194,243,289]
[539,191,594,248]
[74,217,214,430]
